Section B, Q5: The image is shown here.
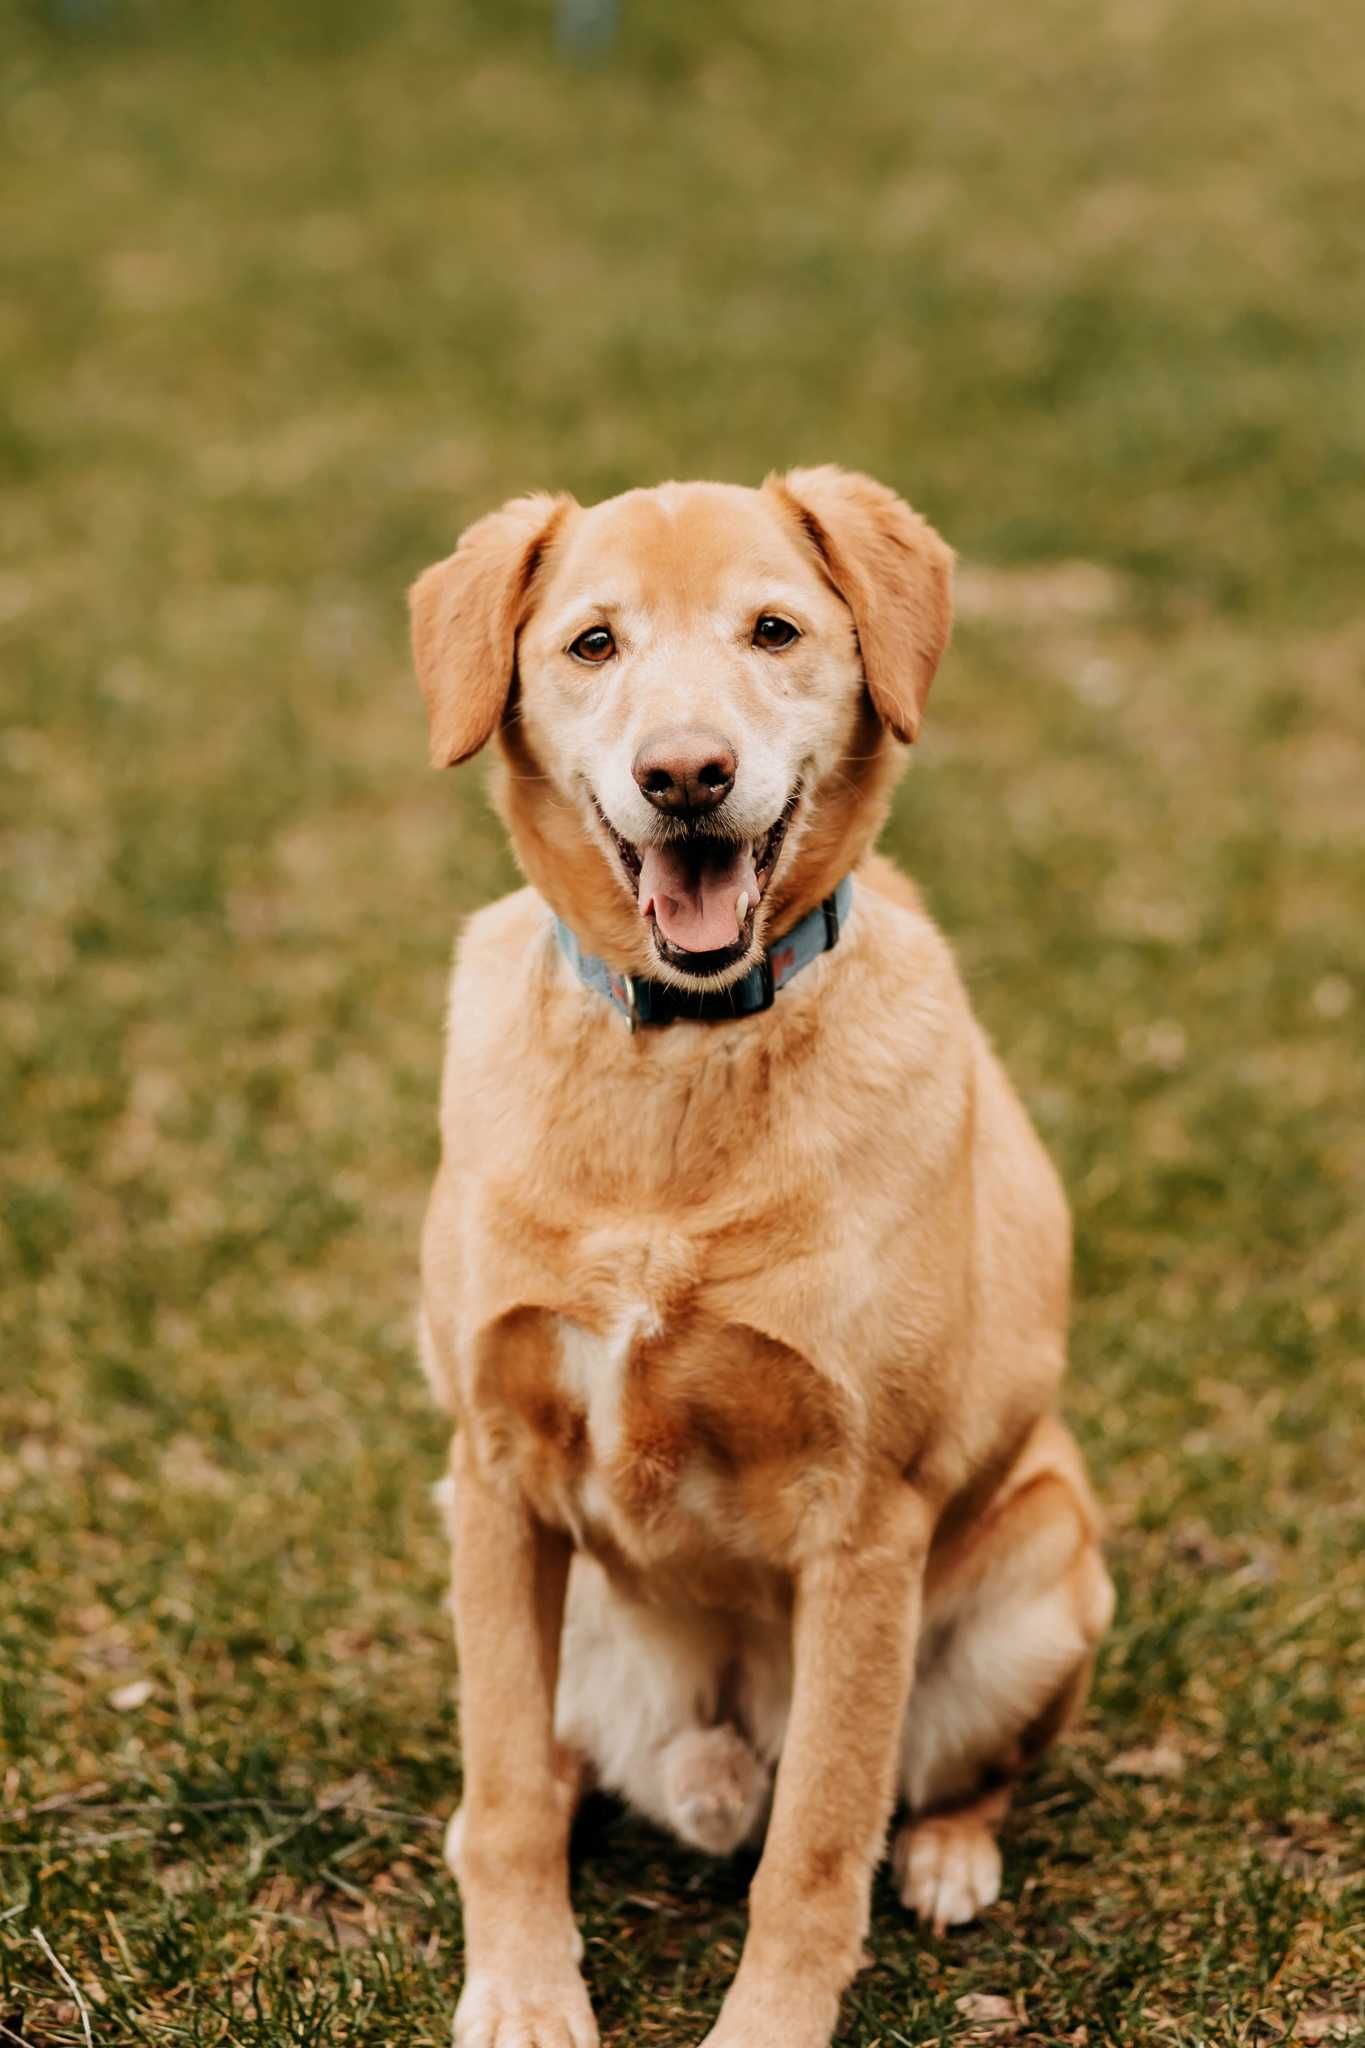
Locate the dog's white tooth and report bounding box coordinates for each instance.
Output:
[736,892,750,925]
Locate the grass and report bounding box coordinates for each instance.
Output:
[1,0,1362,2040]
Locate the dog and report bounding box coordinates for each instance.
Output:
[408,467,1113,2048]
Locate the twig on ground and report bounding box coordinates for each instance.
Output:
[32,1925,96,2048]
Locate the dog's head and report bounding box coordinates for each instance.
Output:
[410,468,953,990]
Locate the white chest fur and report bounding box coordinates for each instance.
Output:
[554,1303,659,1527]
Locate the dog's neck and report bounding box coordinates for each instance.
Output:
[555,876,854,1031]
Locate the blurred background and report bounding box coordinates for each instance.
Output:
[1,2,1362,2042]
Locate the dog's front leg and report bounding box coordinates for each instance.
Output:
[447,1434,596,2048]
[700,1488,930,2048]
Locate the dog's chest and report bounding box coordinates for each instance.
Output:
[468,1281,851,1574]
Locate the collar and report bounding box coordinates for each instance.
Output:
[554,874,854,1030]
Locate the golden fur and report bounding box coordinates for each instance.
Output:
[409,469,1113,2048]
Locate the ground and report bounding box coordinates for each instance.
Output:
[1,1,1362,2042]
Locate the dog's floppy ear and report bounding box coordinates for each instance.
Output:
[769,466,954,744]
[409,491,574,768]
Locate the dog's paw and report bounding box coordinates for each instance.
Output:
[892,1812,1002,1933]
[662,1724,769,1856]
[454,1970,598,2048]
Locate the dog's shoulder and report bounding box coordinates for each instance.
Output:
[453,885,550,979]
[857,851,929,922]
[844,853,974,1054]
[450,884,552,995]
[442,886,553,1057]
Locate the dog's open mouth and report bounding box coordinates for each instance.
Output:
[595,789,800,977]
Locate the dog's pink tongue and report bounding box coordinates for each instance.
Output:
[638,842,758,952]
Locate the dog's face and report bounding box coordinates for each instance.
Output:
[410,468,953,989]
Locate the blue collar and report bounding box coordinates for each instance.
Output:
[554,875,854,1029]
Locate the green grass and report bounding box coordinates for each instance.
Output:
[2,0,1363,2040]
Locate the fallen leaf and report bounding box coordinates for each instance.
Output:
[316,1772,374,1811]
[1294,2015,1357,2043]
[955,1991,1024,2033]
[107,1677,154,1713]
[1312,975,1353,1020]
[1106,1741,1184,1780]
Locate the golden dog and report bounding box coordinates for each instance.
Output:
[409,468,1113,2048]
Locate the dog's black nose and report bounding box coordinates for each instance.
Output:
[632,727,737,815]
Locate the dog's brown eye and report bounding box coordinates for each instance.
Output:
[753,614,800,651]
[569,626,616,665]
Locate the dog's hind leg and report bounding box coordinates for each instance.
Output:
[660,1721,770,1855]
[554,1558,773,1855]
[892,1420,1113,1930]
